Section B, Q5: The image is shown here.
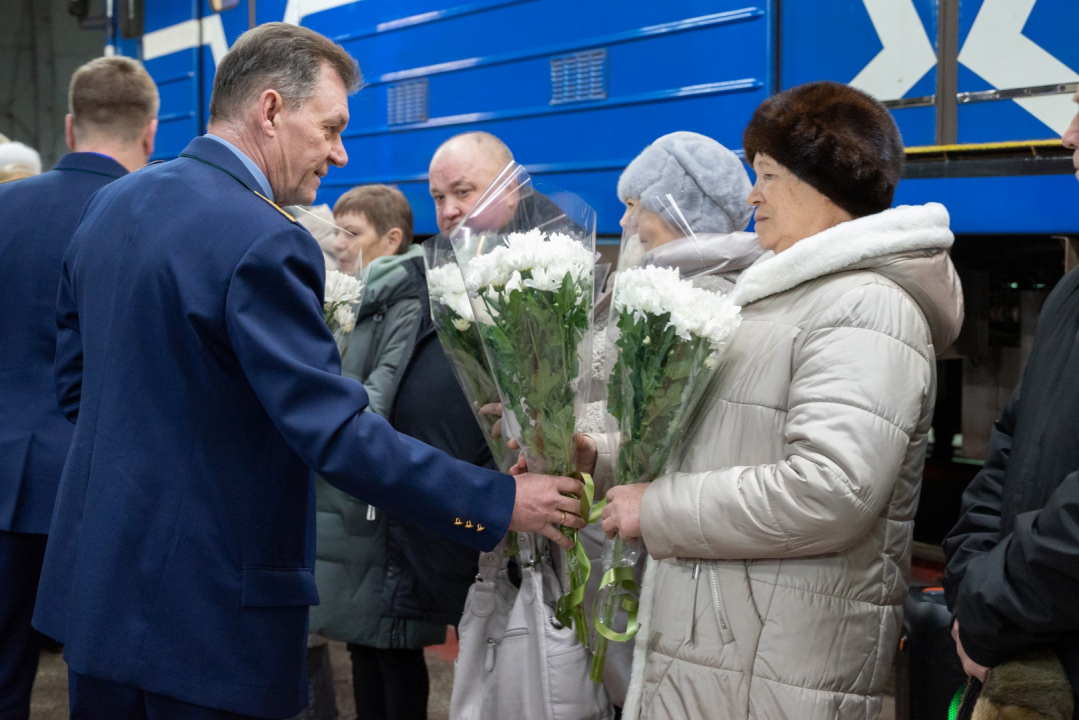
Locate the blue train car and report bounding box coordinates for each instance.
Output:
[104,0,1079,237]
[101,0,1079,567]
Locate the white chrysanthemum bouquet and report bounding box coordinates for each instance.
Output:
[451,163,597,643]
[322,268,364,356]
[589,204,741,681]
[424,235,508,470]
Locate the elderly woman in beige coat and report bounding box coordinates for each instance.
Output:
[583,82,965,719]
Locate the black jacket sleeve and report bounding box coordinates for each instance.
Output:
[954,468,1079,666]
[942,387,1019,610]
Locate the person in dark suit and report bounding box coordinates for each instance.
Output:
[0,56,158,720]
[31,23,585,720]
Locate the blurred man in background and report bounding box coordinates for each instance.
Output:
[0,56,157,720]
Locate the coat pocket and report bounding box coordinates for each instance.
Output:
[241,566,320,607]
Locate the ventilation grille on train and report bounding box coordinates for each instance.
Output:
[387,79,429,125]
[550,49,607,105]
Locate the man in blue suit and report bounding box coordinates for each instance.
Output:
[0,57,159,720]
[33,23,586,720]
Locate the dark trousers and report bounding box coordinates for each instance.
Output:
[0,530,48,720]
[69,669,267,720]
[347,645,428,720]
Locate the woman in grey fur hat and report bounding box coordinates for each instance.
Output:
[578,130,764,708]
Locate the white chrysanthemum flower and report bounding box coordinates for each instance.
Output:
[426,263,465,300]
[462,230,593,295]
[504,270,524,294]
[427,264,476,323]
[613,265,740,349]
[325,269,364,305]
[334,305,356,334]
[452,317,471,332]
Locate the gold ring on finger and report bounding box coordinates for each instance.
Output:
[559,510,566,526]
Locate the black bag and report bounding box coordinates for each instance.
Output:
[895,587,971,720]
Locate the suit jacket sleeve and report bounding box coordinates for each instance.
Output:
[955,468,1079,666]
[942,387,1018,610]
[224,227,515,551]
[54,252,82,424]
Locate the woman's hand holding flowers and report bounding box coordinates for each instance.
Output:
[601,483,648,540]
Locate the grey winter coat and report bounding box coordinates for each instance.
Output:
[592,204,965,719]
[310,245,446,649]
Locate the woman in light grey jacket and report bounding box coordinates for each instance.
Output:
[588,82,965,719]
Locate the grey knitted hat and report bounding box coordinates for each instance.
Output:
[617,131,753,235]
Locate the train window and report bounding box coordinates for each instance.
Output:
[118,0,143,38]
[211,0,241,11]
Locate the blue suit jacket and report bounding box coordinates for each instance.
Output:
[33,137,515,718]
[0,153,127,534]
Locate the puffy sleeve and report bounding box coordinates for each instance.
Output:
[640,283,934,560]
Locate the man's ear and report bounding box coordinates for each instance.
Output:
[65,115,78,151]
[259,89,285,137]
[385,227,404,254]
[141,119,158,162]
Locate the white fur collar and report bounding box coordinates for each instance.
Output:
[730,203,953,307]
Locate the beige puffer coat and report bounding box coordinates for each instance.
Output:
[592,203,964,720]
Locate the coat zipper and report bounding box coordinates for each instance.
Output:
[708,562,736,644]
[686,561,701,645]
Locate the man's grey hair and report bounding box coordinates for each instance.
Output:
[434,131,514,168]
[209,23,361,123]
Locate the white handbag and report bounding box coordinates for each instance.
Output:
[450,532,614,720]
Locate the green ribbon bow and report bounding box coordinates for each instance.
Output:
[554,472,596,638]
[592,566,641,642]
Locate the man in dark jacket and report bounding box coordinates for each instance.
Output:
[943,91,1079,714]
[0,56,158,720]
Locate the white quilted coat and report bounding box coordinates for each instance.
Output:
[592,203,965,720]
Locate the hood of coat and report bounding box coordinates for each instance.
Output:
[731,203,964,351]
[356,244,424,321]
[642,230,767,277]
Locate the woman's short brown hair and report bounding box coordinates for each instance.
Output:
[68,57,159,142]
[334,184,414,254]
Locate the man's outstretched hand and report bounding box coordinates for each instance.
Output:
[509,473,586,549]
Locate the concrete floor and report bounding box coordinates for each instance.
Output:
[30,643,893,720]
[29,642,455,720]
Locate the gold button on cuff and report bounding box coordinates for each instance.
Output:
[476,525,485,532]
[454,518,463,526]
[465,521,473,529]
